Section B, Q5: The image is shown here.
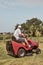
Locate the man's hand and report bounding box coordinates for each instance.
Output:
[21,33,24,37]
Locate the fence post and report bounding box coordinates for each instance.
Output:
[3,33,6,43]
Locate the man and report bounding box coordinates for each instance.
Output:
[13,25,31,47]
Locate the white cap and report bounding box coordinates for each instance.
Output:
[18,25,21,28]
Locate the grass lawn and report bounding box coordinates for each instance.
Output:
[0,37,43,65]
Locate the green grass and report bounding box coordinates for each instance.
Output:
[0,37,43,65]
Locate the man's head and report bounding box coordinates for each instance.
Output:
[18,25,22,29]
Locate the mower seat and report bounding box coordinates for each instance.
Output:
[12,36,21,43]
[12,36,16,41]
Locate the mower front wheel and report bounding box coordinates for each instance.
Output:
[17,48,26,58]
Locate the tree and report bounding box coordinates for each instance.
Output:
[15,18,43,36]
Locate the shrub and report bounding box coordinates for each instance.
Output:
[0,37,3,40]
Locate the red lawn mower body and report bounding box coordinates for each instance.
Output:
[12,39,38,55]
[6,38,41,57]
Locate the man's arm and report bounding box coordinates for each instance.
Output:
[19,33,25,37]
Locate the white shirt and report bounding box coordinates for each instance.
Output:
[13,28,21,40]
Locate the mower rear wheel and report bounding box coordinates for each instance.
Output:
[18,48,26,58]
[6,41,14,56]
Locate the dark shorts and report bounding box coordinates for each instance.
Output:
[17,38,25,43]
